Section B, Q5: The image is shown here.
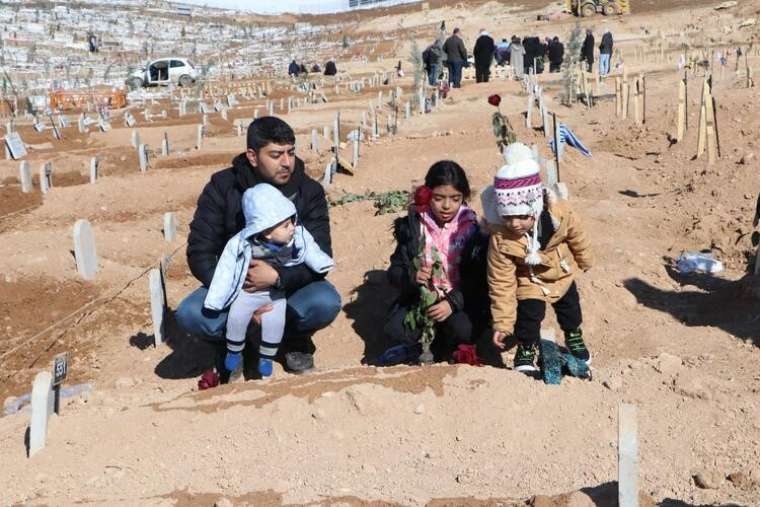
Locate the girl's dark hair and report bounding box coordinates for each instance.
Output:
[424,160,471,200]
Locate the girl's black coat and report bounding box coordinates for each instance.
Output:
[386,212,490,317]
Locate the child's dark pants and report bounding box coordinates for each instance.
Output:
[515,282,582,349]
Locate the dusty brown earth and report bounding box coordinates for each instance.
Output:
[1,1,760,506]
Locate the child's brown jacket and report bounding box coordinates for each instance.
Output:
[487,199,593,335]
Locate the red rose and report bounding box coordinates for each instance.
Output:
[488,94,501,107]
[452,344,482,366]
[197,369,219,390]
[413,185,432,213]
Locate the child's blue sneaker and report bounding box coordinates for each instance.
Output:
[258,358,273,378]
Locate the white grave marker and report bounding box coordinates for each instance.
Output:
[161,132,169,156]
[28,371,53,457]
[5,132,27,159]
[149,268,166,345]
[39,162,52,193]
[131,129,140,148]
[618,403,639,507]
[19,161,32,193]
[196,125,203,150]
[73,219,98,280]
[163,212,177,242]
[89,157,98,183]
[138,144,149,172]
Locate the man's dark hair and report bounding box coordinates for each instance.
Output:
[247,116,295,151]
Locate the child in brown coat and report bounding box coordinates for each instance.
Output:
[481,143,593,373]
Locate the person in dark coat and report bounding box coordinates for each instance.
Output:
[581,29,595,72]
[522,36,543,74]
[548,36,564,73]
[176,117,341,377]
[324,60,337,76]
[473,29,496,83]
[599,28,613,75]
[288,60,300,77]
[443,28,468,88]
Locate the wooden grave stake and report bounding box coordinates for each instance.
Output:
[697,79,709,158]
[618,403,639,507]
[676,78,686,142]
[705,91,718,165]
[73,219,98,280]
[622,80,630,120]
[615,77,622,118]
[161,132,170,156]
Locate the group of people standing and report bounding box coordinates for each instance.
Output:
[288,59,337,77]
[174,116,594,384]
[422,26,615,88]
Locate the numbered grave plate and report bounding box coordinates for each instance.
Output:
[53,352,69,386]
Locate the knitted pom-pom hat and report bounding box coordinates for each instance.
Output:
[494,158,544,265]
[503,142,534,165]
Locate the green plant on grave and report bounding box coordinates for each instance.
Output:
[409,38,424,92]
[403,241,444,363]
[560,23,583,106]
[328,190,410,216]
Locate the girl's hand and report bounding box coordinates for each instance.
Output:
[415,266,432,285]
[426,300,452,322]
[492,331,507,349]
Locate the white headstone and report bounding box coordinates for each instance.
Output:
[163,212,176,242]
[138,144,149,172]
[98,118,111,132]
[19,161,32,193]
[545,160,558,187]
[196,124,203,150]
[73,219,98,280]
[89,157,98,183]
[149,268,165,345]
[78,114,86,133]
[321,161,333,188]
[131,130,140,148]
[618,403,639,507]
[352,136,359,169]
[28,371,53,457]
[323,126,330,141]
[311,129,319,152]
[405,102,410,119]
[220,107,228,121]
[5,132,27,159]
[124,112,136,128]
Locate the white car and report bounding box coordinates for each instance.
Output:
[126,57,199,89]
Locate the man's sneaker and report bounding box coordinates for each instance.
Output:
[565,328,591,364]
[514,344,538,373]
[284,351,315,374]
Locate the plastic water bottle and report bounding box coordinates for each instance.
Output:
[676,252,724,274]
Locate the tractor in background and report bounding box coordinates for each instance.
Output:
[566,0,630,17]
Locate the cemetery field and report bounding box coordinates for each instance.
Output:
[1,0,760,505]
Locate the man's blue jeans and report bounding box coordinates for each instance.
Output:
[447,61,464,88]
[599,53,611,76]
[428,64,439,86]
[174,280,341,355]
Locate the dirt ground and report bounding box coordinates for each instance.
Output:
[1,1,760,506]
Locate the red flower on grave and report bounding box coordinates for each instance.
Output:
[414,185,433,213]
[197,369,219,390]
[452,344,483,366]
[488,94,502,107]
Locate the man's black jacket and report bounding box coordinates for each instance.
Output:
[187,153,331,292]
